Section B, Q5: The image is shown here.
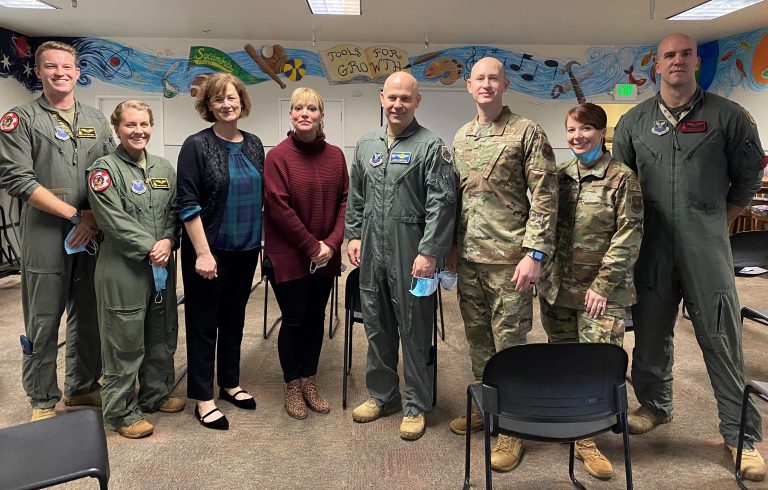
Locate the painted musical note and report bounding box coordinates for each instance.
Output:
[509,53,538,81]
[544,59,559,80]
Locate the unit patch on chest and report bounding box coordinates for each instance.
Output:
[370,152,384,167]
[651,120,670,136]
[55,126,70,141]
[89,169,111,192]
[131,179,147,195]
[390,151,411,164]
[148,178,170,189]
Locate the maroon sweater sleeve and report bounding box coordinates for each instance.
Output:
[264,146,322,258]
[323,149,349,253]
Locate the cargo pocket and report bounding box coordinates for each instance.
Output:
[570,250,604,283]
[105,305,145,362]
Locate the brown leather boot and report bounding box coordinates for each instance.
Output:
[302,376,330,414]
[285,379,307,419]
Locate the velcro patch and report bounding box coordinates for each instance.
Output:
[628,180,642,192]
[679,120,707,133]
[77,127,96,138]
[148,178,170,189]
[440,145,453,164]
[390,151,411,164]
[89,169,111,192]
[0,112,19,133]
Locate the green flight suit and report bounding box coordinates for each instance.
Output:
[0,96,114,408]
[539,152,643,347]
[613,88,765,447]
[346,119,457,415]
[87,145,179,430]
[452,107,558,380]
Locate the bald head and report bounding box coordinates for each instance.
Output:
[470,57,506,80]
[658,33,698,58]
[467,57,509,116]
[380,71,421,135]
[655,32,700,97]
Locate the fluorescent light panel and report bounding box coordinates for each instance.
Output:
[668,0,764,20]
[0,0,57,7]
[306,0,360,15]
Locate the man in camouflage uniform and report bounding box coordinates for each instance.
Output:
[447,57,558,472]
[538,103,644,478]
[613,33,767,481]
[346,72,456,441]
[0,41,114,421]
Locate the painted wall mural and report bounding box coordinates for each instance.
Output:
[1,26,766,101]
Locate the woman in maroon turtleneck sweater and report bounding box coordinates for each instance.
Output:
[264,87,348,419]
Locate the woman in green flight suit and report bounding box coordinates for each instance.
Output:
[87,100,184,439]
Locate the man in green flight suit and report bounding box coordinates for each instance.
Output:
[0,41,114,421]
[613,32,767,481]
[346,71,457,441]
[447,57,558,472]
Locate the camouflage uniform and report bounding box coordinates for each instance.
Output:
[538,152,643,347]
[453,106,557,380]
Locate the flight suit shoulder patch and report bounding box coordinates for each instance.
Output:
[89,169,112,192]
[627,180,641,193]
[0,112,19,133]
[440,145,453,164]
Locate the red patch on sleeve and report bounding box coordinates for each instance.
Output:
[89,170,111,192]
[0,112,19,133]
[762,155,768,169]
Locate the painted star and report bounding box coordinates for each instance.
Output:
[0,53,10,71]
[23,62,33,78]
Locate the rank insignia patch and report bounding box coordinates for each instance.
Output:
[89,170,111,192]
[390,151,411,164]
[0,112,19,133]
[370,152,383,167]
[131,179,147,195]
[651,120,670,136]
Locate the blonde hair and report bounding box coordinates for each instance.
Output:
[110,100,154,133]
[194,73,252,123]
[35,41,78,67]
[289,87,325,136]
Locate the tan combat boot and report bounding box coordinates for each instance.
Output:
[726,444,766,482]
[302,376,330,414]
[159,397,186,413]
[63,390,101,407]
[400,413,426,440]
[490,435,524,472]
[352,397,400,423]
[627,406,672,434]
[285,379,307,419]
[575,438,615,479]
[31,407,56,421]
[448,408,484,435]
[117,419,154,439]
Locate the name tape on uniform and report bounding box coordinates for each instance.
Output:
[148,178,170,189]
[77,127,97,138]
[390,152,411,164]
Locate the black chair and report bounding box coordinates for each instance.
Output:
[0,409,109,489]
[735,380,768,489]
[732,231,768,327]
[463,343,632,490]
[342,267,441,409]
[260,251,282,339]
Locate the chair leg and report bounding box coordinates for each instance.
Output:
[735,385,754,490]
[342,313,351,409]
[328,277,340,339]
[263,278,269,339]
[432,313,438,407]
[437,286,446,341]
[568,442,587,490]
[464,388,473,490]
[484,420,493,490]
[621,412,634,490]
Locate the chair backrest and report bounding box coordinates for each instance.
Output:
[730,231,768,270]
[345,267,362,314]
[481,343,628,423]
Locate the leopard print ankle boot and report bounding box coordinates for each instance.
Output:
[285,379,307,419]
[302,376,330,414]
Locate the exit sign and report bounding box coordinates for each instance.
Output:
[614,83,637,100]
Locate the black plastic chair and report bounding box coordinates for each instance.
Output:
[735,380,768,489]
[260,251,282,339]
[342,267,441,409]
[732,231,768,327]
[463,343,632,490]
[0,409,109,489]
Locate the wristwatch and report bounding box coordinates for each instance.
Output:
[526,249,545,262]
[69,210,81,226]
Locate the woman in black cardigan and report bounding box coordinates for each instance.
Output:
[176,73,264,430]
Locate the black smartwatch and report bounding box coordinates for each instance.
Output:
[69,210,82,226]
[526,249,545,262]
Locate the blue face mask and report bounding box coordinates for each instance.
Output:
[409,275,439,297]
[151,262,168,303]
[571,145,603,164]
[437,270,457,290]
[63,227,98,255]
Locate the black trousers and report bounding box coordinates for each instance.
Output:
[270,271,333,383]
[182,244,259,401]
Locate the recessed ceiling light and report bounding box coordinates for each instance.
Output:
[306,0,361,15]
[668,0,765,20]
[0,0,58,7]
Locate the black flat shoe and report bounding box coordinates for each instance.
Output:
[194,406,229,430]
[219,388,257,410]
